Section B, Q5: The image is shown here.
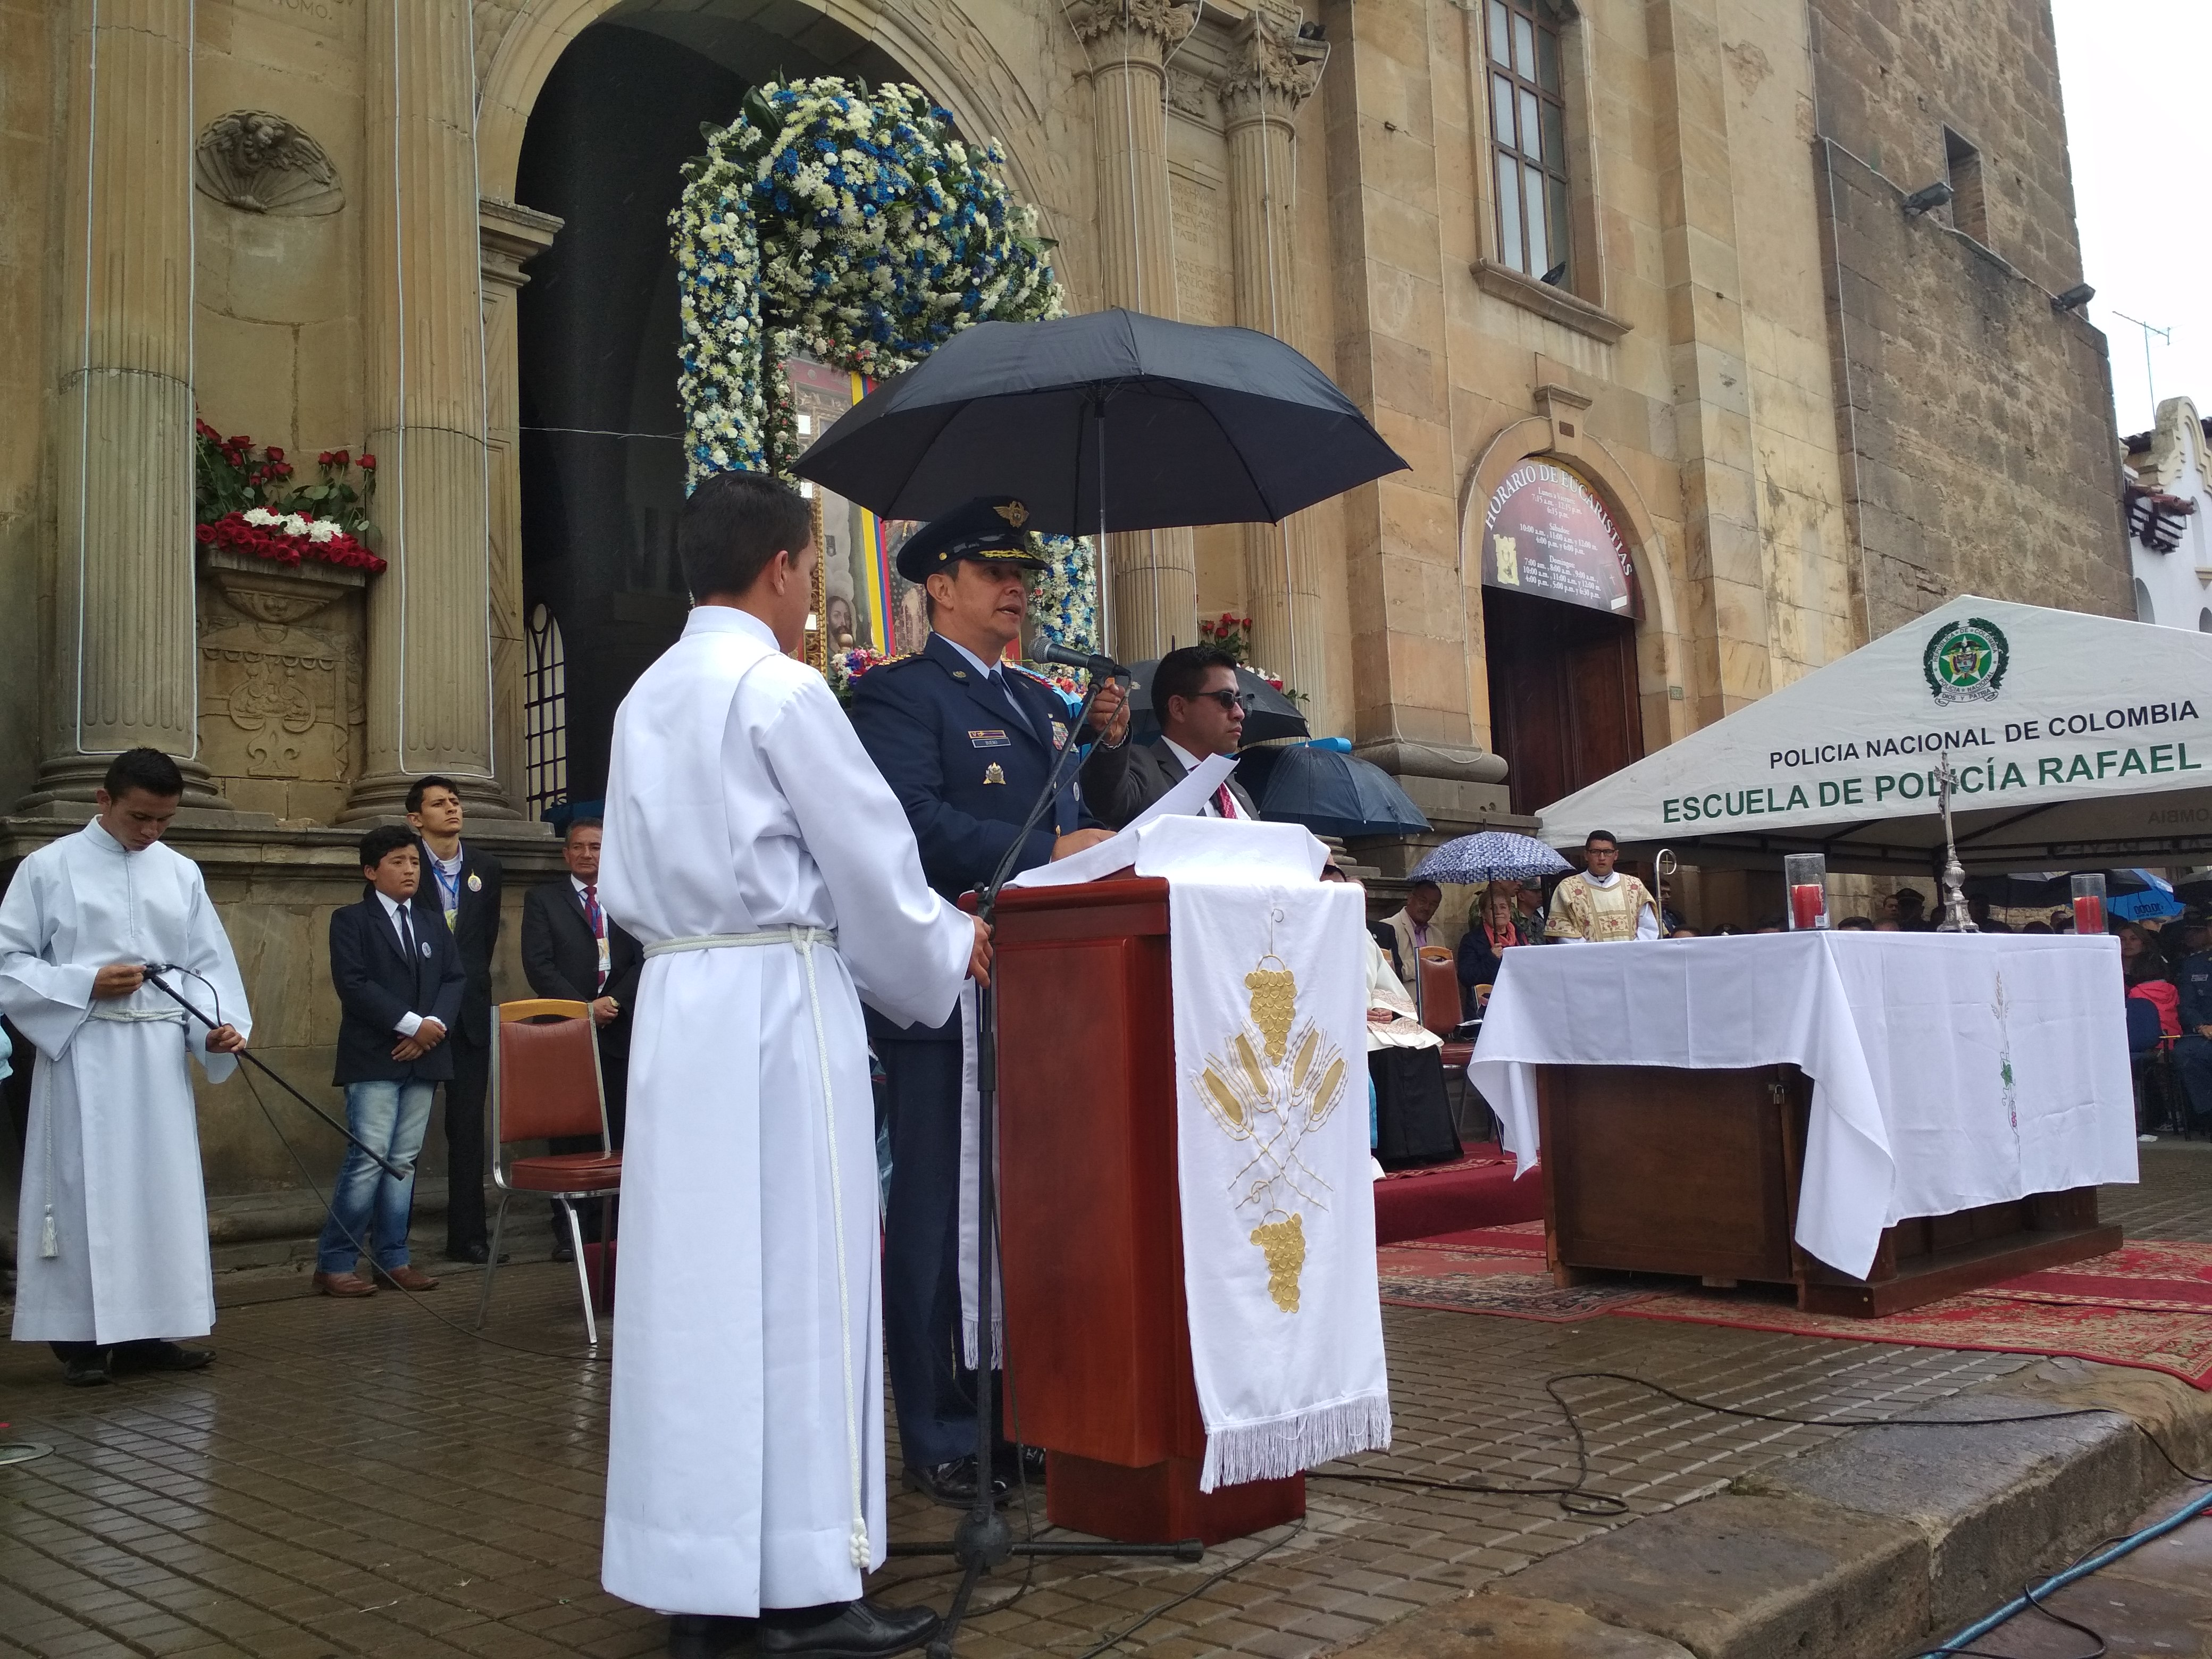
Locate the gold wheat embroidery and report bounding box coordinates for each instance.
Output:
[1193,916,1347,1316]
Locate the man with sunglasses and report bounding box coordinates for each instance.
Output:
[1080,644,1259,829]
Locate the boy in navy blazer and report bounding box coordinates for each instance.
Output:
[316,825,466,1298]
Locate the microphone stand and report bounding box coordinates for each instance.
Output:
[140,966,410,1181]
[887,663,1204,1658]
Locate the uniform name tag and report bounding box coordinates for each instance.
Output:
[968,729,1012,748]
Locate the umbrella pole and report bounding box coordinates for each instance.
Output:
[1095,395,1113,658]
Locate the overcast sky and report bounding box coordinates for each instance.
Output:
[2052,0,2212,440]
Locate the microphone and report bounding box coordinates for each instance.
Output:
[1038,641,1129,678]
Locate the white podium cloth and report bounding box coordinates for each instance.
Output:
[1150,819,1391,1489]
[1467,932,2138,1279]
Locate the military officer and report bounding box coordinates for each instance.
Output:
[849,497,1124,1508]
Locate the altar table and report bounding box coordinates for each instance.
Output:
[1465,932,2139,1313]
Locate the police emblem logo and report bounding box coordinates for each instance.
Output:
[983,763,1007,785]
[1922,616,2010,706]
[993,500,1029,528]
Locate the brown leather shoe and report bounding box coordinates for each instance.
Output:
[372,1263,440,1292]
[313,1270,377,1298]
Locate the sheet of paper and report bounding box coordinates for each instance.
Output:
[1004,750,1241,890]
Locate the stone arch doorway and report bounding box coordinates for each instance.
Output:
[1461,408,1683,819]
[510,7,915,807]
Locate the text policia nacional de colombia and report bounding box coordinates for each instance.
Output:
[1661,701,2203,826]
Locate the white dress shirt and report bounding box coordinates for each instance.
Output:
[375,890,430,1036]
[1162,736,1241,817]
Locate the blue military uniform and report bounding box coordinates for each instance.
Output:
[2174,947,2212,1133]
[846,498,1100,1494]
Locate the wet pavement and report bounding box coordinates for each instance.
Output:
[0,1149,2202,1659]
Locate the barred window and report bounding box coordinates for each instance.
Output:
[1486,0,1571,284]
[523,603,568,818]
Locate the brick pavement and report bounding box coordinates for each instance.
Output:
[0,1149,2202,1659]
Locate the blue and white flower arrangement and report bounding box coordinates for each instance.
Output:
[673,78,1064,483]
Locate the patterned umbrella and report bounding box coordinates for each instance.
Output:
[1407,832,1571,886]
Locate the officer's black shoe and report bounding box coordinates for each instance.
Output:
[993,1443,1048,1486]
[666,1614,753,1657]
[61,1348,113,1388]
[550,1235,575,1263]
[113,1339,212,1373]
[902,1456,1008,1509]
[758,1599,940,1657]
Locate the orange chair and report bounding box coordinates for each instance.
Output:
[1414,946,1462,1036]
[475,999,622,1346]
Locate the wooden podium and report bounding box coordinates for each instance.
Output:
[990,877,1306,1546]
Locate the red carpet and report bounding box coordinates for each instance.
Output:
[1376,1229,2212,1389]
[1372,1146,1544,1245]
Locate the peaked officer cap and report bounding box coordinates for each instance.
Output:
[895,497,1049,583]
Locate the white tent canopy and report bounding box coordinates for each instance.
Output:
[1537,598,2212,873]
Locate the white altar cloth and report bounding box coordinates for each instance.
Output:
[1467,932,2138,1278]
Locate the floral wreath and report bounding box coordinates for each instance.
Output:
[673,76,1097,666]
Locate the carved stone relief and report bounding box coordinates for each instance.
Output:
[196,555,367,822]
[195,112,345,215]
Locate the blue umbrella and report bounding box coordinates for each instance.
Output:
[1258,746,1429,840]
[2110,880,2184,921]
[1407,832,1571,886]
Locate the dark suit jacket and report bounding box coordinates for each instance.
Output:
[409,838,502,1045]
[849,633,1101,1044]
[520,877,642,1054]
[330,892,467,1085]
[1078,737,1259,831]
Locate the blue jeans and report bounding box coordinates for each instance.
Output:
[316,1080,435,1274]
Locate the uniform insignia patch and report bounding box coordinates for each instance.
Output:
[968,729,1011,748]
[983,763,1007,785]
[466,873,483,892]
[994,500,1029,527]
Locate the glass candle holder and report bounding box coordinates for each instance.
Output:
[2070,872,2107,937]
[1784,853,1829,931]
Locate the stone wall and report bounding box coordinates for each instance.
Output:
[1808,0,2129,639]
[0,0,55,810]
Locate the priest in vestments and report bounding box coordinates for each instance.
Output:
[599,472,983,1659]
[1545,830,1660,944]
[3,748,250,1387]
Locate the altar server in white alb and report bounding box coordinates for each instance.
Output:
[1545,828,1660,943]
[2,748,250,1388]
[598,472,986,1659]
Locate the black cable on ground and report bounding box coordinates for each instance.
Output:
[230,1052,608,1366]
[1309,1369,2212,1522]
[1066,1520,1307,1659]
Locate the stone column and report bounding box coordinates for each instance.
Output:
[1219,9,1328,709]
[1072,0,1200,660]
[345,1,516,820]
[479,198,563,819]
[25,1,233,815]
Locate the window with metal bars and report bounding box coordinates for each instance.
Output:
[523,602,568,818]
[1485,0,1571,284]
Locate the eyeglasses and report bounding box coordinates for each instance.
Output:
[1194,689,1243,712]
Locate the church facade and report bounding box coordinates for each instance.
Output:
[0,0,2126,1205]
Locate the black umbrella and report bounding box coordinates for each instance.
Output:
[1122,659,1309,745]
[1258,745,1430,841]
[792,308,1407,532]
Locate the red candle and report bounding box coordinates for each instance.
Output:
[1790,883,1825,930]
[2073,894,2104,936]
